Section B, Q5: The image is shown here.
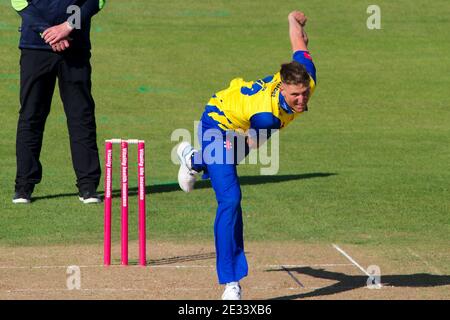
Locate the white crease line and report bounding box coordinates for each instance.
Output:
[332,244,371,277]
[2,288,209,293]
[0,263,353,270]
[267,264,353,268]
[1,286,346,294]
[0,265,103,270]
[152,265,214,268]
[0,265,211,269]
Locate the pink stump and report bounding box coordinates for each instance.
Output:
[138,141,146,266]
[104,141,113,266]
[121,140,129,265]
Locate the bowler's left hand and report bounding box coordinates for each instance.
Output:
[51,38,71,52]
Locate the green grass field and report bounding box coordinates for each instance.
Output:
[0,0,449,256]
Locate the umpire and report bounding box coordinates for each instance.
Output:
[11,0,106,204]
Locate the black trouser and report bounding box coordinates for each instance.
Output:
[15,48,101,193]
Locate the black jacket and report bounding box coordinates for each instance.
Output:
[12,0,105,50]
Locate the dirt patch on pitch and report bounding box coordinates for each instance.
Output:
[0,241,449,300]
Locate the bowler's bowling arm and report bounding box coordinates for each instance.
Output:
[288,11,309,52]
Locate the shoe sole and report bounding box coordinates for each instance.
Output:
[79,197,102,204]
[178,163,193,193]
[12,198,31,204]
[177,142,197,193]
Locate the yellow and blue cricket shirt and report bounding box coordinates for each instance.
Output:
[200,50,317,133]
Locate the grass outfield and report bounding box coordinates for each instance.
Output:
[0,0,449,251]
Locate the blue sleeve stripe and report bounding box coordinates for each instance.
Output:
[293,50,317,83]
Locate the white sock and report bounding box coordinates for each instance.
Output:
[226,282,239,287]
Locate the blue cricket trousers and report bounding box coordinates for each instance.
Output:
[193,118,250,284]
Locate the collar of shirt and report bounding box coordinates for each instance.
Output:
[279,92,294,114]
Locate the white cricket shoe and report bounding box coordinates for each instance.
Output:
[221,282,242,300]
[176,142,199,193]
[78,190,102,204]
[12,190,32,204]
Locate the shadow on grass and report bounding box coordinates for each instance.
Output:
[267,267,450,300]
[32,172,336,201]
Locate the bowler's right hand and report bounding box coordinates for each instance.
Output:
[288,11,307,26]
